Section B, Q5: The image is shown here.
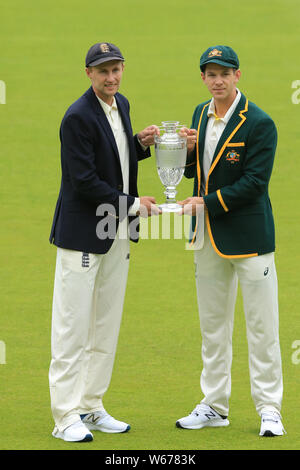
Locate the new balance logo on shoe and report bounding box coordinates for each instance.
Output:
[204,410,217,420]
[89,414,99,424]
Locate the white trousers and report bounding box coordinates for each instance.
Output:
[194,229,283,417]
[49,236,130,432]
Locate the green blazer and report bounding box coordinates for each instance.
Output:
[185,92,277,258]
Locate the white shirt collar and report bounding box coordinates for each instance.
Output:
[207,88,241,124]
[96,95,118,115]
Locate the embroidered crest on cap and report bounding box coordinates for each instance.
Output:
[100,43,110,53]
[208,48,222,57]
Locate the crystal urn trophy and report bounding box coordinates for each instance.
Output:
[154,121,187,212]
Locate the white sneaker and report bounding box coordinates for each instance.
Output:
[52,420,93,442]
[259,411,286,437]
[176,403,229,430]
[81,410,130,433]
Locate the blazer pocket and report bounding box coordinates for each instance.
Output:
[223,145,245,166]
[226,142,245,147]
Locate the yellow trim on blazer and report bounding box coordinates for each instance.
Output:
[190,103,209,246]
[217,189,229,212]
[196,103,209,199]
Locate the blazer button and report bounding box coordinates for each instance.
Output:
[117,184,123,191]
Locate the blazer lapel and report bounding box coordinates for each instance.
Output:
[115,94,137,180]
[205,93,248,193]
[85,87,120,161]
[211,93,248,164]
[115,95,131,132]
[197,104,209,168]
[195,103,210,197]
[115,94,133,153]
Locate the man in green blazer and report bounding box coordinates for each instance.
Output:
[176,45,285,437]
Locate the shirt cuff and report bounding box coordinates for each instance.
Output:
[128,197,140,216]
[137,136,149,151]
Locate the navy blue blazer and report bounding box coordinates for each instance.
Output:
[49,86,150,254]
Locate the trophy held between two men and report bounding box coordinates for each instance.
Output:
[154,121,187,213]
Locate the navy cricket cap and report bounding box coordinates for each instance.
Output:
[85,42,125,67]
[200,45,239,72]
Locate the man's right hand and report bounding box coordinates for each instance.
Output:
[138,196,161,217]
[179,127,197,153]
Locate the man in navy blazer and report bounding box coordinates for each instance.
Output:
[49,42,159,442]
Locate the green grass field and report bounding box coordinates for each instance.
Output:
[1,0,300,451]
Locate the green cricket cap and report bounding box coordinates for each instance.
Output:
[200,45,239,72]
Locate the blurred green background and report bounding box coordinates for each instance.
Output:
[0,0,300,450]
